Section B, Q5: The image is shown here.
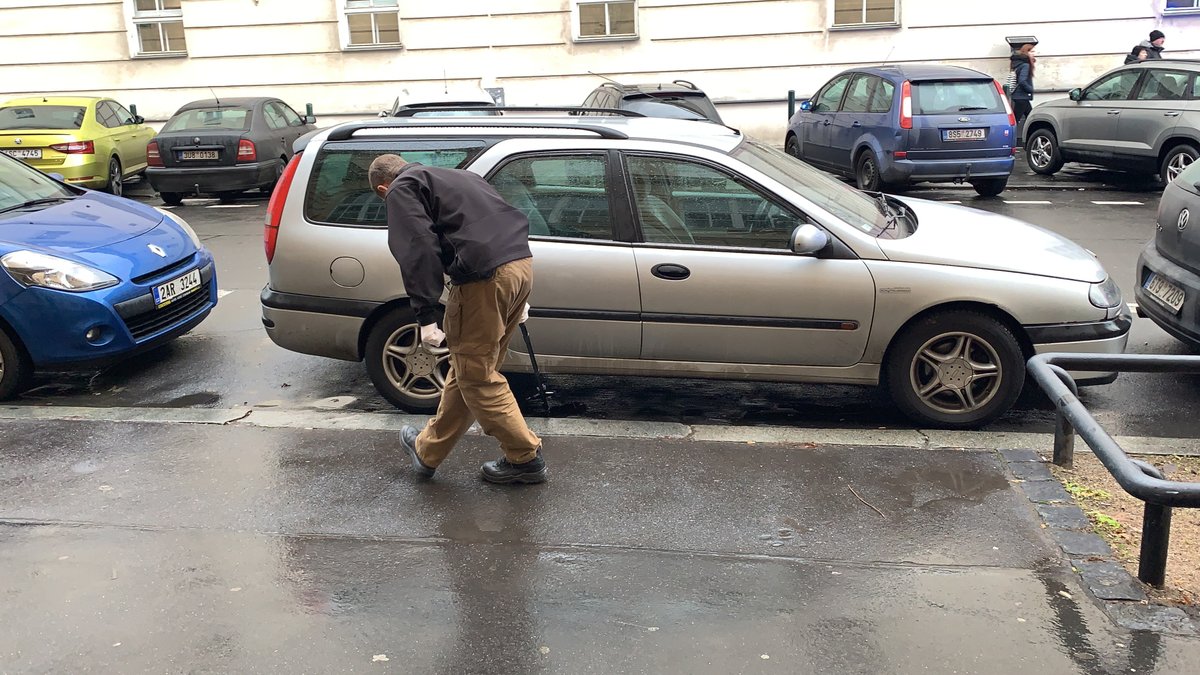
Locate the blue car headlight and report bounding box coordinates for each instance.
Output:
[1088,276,1122,309]
[1,250,119,292]
[155,207,202,249]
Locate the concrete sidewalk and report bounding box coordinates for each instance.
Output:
[1,419,1197,673]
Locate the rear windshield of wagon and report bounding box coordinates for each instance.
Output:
[304,140,488,227]
[912,80,1007,115]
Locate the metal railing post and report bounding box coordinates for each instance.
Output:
[1048,364,1077,468]
[1132,460,1171,588]
[787,90,796,120]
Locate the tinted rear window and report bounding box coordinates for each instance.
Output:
[0,105,85,130]
[626,93,722,122]
[163,107,252,132]
[911,80,1005,115]
[304,140,487,227]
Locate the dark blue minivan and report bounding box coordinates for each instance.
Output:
[785,64,1016,196]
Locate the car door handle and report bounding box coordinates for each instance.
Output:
[1106,110,1121,115]
[822,119,832,126]
[651,263,690,281]
[851,121,862,127]
[1165,111,1183,117]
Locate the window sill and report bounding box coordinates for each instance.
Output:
[573,34,639,43]
[1163,8,1200,15]
[342,43,404,52]
[132,52,187,60]
[829,22,900,32]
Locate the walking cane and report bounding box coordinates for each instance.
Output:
[518,318,552,416]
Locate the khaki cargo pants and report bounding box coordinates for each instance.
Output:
[416,257,542,467]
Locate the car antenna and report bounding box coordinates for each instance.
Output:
[208,86,221,107]
[443,69,449,95]
[881,43,897,66]
[588,70,624,86]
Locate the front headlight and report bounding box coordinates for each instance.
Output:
[1088,276,1122,309]
[1,251,119,292]
[155,207,202,249]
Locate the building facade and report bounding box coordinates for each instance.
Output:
[2,0,1198,141]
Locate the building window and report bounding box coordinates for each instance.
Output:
[338,0,401,49]
[574,1,637,41]
[127,0,186,56]
[833,0,898,27]
[1165,0,1200,13]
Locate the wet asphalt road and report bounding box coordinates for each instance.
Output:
[11,164,1200,439]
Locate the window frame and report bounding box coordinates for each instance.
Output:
[1132,69,1195,101]
[123,0,187,58]
[1082,70,1144,102]
[572,0,639,43]
[813,75,852,113]
[96,101,121,129]
[840,74,875,114]
[1165,0,1200,15]
[830,0,900,29]
[486,151,620,242]
[336,0,402,51]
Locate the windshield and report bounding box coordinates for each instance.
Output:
[163,107,252,132]
[0,154,75,213]
[732,140,887,235]
[0,105,86,130]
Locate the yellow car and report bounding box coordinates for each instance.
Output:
[0,96,155,197]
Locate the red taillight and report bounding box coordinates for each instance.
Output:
[237,139,257,162]
[147,140,163,167]
[994,79,1016,127]
[265,154,301,263]
[894,151,908,159]
[48,140,94,154]
[899,81,913,130]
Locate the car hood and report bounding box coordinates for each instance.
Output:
[881,196,1106,283]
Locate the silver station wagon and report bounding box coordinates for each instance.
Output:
[260,112,1129,428]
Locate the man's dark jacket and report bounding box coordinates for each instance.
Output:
[1124,40,1164,64]
[385,163,532,325]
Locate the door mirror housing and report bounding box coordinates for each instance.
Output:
[799,100,813,112]
[791,224,829,255]
[131,115,144,125]
[1069,88,1082,102]
[303,114,317,125]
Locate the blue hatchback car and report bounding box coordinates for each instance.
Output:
[785,64,1017,196]
[0,152,217,398]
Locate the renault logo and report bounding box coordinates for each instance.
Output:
[1179,209,1191,232]
[148,244,167,258]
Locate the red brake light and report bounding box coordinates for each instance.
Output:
[237,139,257,162]
[49,140,94,154]
[265,153,301,263]
[147,140,163,167]
[899,81,913,130]
[994,79,1017,127]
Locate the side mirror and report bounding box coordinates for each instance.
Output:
[1069,88,1082,102]
[303,115,317,125]
[132,115,145,125]
[378,111,388,118]
[799,100,813,112]
[790,224,829,255]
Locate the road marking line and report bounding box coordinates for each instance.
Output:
[942,200,962,204]
[1091,201,1144,205]
[1128,302,1139,313]
[207,204,257,209]
[1003,200,1053,205]
[217,289,234,299]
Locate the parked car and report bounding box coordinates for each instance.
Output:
[785,65,1017,196]
[579,80,724,123]
[0,96,154,197]
[1024,61,1200,183]
[1136,158,1200,348]
[0,152,217,398]
[259,114,1127,429]
[145,97,316,205]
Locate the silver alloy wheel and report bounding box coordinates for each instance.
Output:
[381,321,450,403]
[1166,151,1195,183]
[1028,136,1053,170]
[908,331,1003,415]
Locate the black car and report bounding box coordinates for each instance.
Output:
[146,97,316,205]
[1136,159,1200,349]
[579,80,723,123]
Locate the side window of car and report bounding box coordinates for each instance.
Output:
[95,102,120,128]
[841,75,873,113]
[868,78,894,113]
[488,154,612,240]
[277,103,305,126]
[264,103,288,130]
[303,141,487,227]
[627,154,803,250]
[109,102,135,125]
[813,76,850,113]
[1083,71,1141,101]
[1135,69,1191,101]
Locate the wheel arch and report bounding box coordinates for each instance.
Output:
[356,296,415,359]
[880,301,1035,384]
[0,312,34,373]
[1157,137,1200,165]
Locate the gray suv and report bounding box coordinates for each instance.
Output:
[1024,61,1200,182]
[261,111,1129,429]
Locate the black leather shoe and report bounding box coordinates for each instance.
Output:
[399,425,436,478]
[481,453,546,485]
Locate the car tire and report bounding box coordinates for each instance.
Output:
[785,135,801,158]
[0,326,32,401]
[970,178,1008,198]
[262,158,286,194]
[855,151,887,192]
[885,310,1025,429]
[217,191,243,204]
[1160,144,1199,185]
[160,192,184,206]
[1025,129,1063,175]
[104,157,123,197]
[364,305,450,412]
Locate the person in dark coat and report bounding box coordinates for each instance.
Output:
[1009,43,1036,142]
[1125,30,1165,64]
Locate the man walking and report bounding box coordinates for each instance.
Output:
[1125,30,1165,64]
[369,154,545,485]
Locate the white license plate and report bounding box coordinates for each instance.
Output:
[943,128,986,141]
[2,148,42,159]
[180,150,218,160]
[1144,273,1185,314]
[152,269,202,308]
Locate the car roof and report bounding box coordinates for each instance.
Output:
[860,64,994,80]
[0,96,108,106]
[1116,59,1200,72]
[176,97,276,111]
[601,81,707,96]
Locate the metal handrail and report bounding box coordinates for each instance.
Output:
[1027,352,1200,586]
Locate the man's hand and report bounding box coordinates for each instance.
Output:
[520,302,530,324]
[419,323,445,347]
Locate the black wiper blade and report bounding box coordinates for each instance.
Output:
[0,197,72,214]
[873,192,898,232]
[957,106,988,111]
